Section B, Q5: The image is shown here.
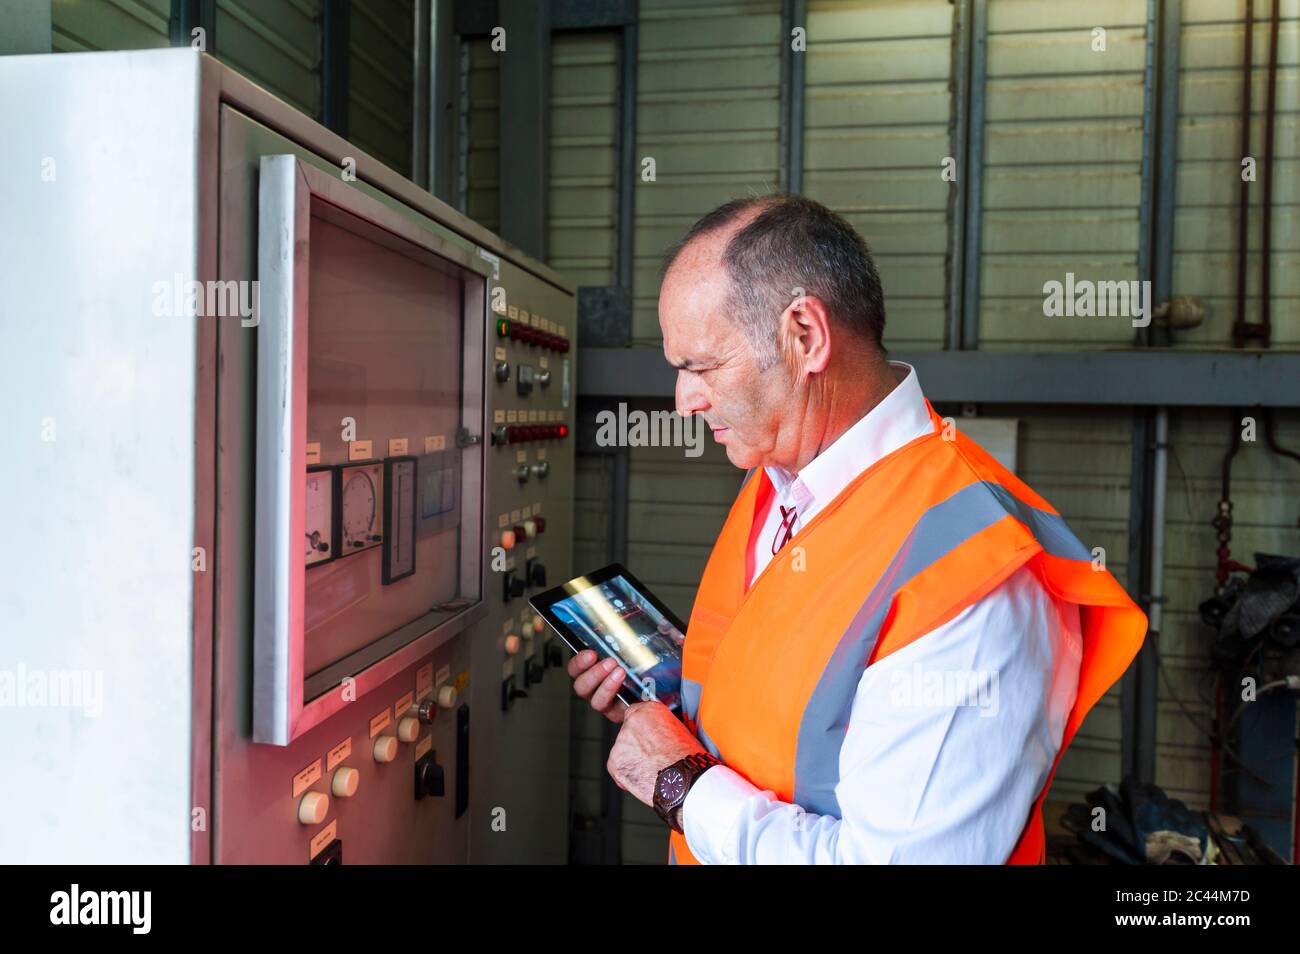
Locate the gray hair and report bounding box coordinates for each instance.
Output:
[660,194,886,370]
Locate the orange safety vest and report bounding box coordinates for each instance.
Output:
[669,403,1147,864]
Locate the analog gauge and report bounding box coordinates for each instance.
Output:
[304,468,336,568]
[382,456,417,584]
[339,461,385,555]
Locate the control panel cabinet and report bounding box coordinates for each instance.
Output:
[0,50,574,864]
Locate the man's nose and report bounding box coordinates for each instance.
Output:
[675,370,708,420]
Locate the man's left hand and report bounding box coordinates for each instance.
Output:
[607,701,705,807]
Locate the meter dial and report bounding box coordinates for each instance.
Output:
[382,456,417,584]
[338,461,385,555]
[305,467,337,567]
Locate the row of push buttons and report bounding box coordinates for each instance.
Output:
[492,423,569,445]
[500,516,546,550]
[296,684,459,825]
[496,318,570,352]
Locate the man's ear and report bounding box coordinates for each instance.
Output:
[781,294,833,375]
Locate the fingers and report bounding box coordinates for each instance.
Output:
[568,651,627,723]
[571,654,617,699]
[588,662,626,714]
[566,648,599,680]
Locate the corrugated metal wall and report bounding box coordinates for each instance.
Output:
[549,31,619,287]
[980,0,1147,349]
[464,36,500,230]
[348,0,414,178]
[52,0,170,51]
[1157,0,1300,809]
[804,0,952,349]
[52,1,420,179]
[215,0,321,119]
[1174,0,1298,346]
[632,0,783,344]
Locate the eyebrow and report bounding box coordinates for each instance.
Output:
[664,354,712,371]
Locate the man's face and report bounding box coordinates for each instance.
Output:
[658,244,792,470]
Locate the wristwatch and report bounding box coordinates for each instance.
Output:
[653,752,721,833]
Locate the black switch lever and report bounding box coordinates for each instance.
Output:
[414,751,445,800]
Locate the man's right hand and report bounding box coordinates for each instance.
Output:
[566,650,628,723]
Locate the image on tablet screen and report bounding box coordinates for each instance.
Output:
[551,574,684,709]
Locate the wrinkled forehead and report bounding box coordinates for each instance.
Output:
[659,256,739,364]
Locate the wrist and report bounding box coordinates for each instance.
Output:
[654,751,720,833]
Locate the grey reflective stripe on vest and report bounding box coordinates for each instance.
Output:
[669,842,677,865]
[791,480,1089,817]
[682,677,703,722]
[683,676,723,759]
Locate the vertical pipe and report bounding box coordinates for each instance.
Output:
[321,0,351,138]
[946,0,971,351]
[959,0,988,350]
[1259,0,1279,347]
[1136,0,1157,347]
[1233,0,1254,347]
[1155,0,1182,311]
[1121,411,1152,781]
[1138,408,1170,784]
[602,445,631,865]
[779,0,806,195]
[412,0,432,191]
[455,38,470,215]
[615,22,638,293]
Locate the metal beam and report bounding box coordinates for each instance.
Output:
[945,0,972,350]
[779,0,806,194]
[615,17,638,291]
[1154,0,1181,311]
[321,0,351,137]
[457,0,636,35]
[497,0,550,260]
[578,347,1300,407]
[957,0,988,350]
[169,0,215,50]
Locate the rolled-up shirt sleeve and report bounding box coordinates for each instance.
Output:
[681,564,1082,864]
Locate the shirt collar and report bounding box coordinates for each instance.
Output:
[765,361,934,520]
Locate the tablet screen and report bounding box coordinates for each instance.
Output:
[531,564,684,712]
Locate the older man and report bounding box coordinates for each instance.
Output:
[567,195,1145,864]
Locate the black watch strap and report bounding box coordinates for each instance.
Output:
[655,752,721,833]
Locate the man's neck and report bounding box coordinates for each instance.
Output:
[789,359,901,475]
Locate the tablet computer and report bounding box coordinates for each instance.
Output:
[529,563,685,713]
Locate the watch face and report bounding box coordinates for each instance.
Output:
[658,768,686,803]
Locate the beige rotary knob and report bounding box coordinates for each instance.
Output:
[436,683,458,709]
[373,735,399,763]
[297,791,329,825]
[331,766,359,798]
[397,716,420,743]
[504,633,522,656]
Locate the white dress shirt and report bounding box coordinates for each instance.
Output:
[680,362,1083,864]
